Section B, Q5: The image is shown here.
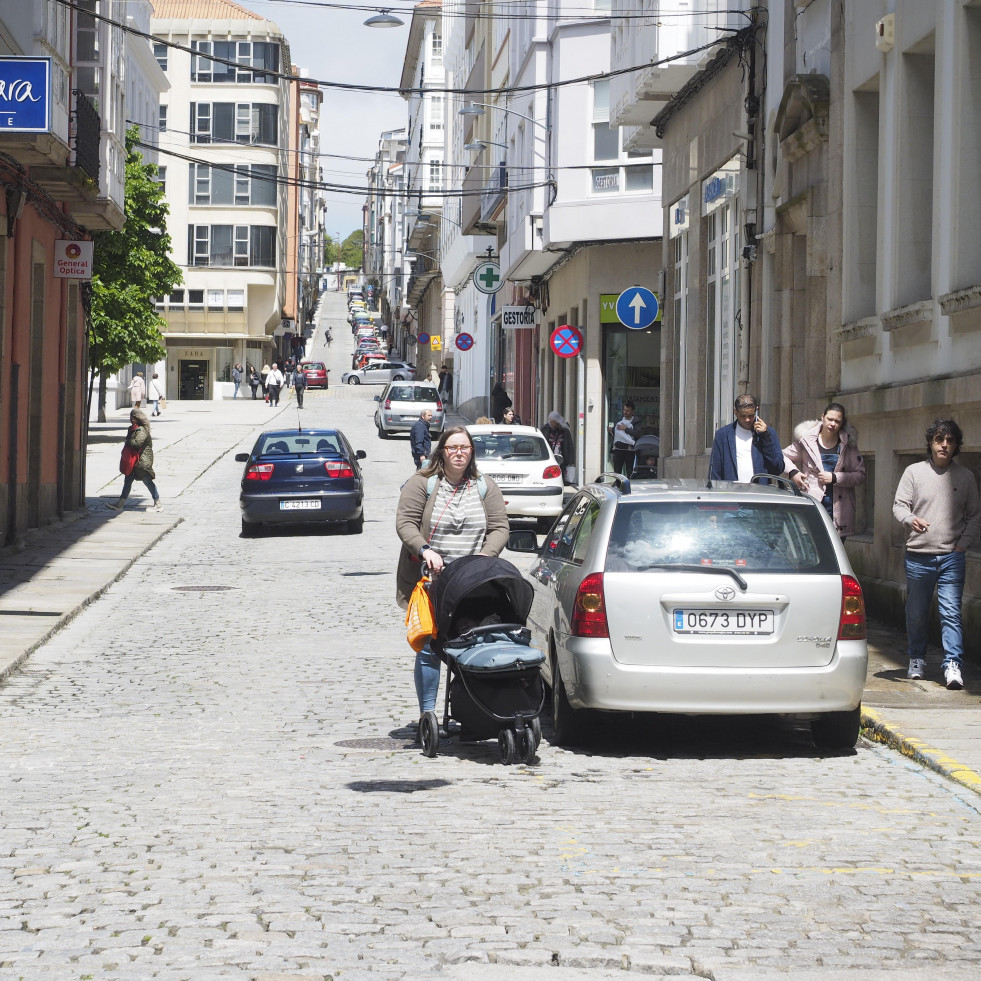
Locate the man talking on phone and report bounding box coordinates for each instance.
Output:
[709,393,785,483]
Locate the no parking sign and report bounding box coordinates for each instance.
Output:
[550,324,583,359]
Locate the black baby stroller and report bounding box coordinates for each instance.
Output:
[421,554,546,764]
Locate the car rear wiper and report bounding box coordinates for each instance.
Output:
[635,563,748,591]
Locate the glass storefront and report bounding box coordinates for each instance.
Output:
[603,324,661,468]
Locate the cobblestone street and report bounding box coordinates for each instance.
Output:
[2,305,981,980]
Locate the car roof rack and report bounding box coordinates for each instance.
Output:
[593,472,631,494]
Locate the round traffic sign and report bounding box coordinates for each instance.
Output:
[615,286,659,329]
[550,324,583,359]
[416,332,431,345]
[473,261,502,294]
[456,332,474,351]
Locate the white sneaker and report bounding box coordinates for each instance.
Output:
[944,662,964,690]
[907,658,926,680]
[153,498,162,509]
[106,499,125,511]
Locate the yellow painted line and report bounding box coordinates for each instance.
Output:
[862,707,981,797]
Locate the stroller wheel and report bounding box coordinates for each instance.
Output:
[530,716,542,751]
[420,712,439,758]
[498,728,516,765]
[520,727,537,766]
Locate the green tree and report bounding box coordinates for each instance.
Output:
[340,229,364,269]
[323,238,339,265]
[88,126,182,421]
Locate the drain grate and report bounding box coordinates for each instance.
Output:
[171,585,235,592]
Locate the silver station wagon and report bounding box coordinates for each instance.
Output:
[510,476,869,750]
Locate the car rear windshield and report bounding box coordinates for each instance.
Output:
[303,363,325,371]
[258,434,340,455]
[388,385,439,402]
[472,433,550,462]
[606,500,840,574]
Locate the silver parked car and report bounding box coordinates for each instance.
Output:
[341,360,415,385]
[510,476,868,750]
[374,380,445,438]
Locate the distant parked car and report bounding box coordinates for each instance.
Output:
[374,381,444,438]
[341,360,416,385]
[299,360,328,389]
[236,428,366,536]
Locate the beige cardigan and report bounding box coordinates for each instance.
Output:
[394,471,510,609]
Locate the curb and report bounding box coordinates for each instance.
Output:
[862,706,981,797]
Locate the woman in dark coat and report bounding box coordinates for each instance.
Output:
[108,408,160,509]
[490,381,512,423]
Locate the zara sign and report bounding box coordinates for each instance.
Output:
[0,58,50,133]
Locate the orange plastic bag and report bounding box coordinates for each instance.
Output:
[406,576,437,652]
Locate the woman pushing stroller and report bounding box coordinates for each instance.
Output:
[395,427,510,737]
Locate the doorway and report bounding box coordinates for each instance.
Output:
[179,360,208,400]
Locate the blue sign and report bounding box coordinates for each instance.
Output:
[0,58,50,133]
[615,287,659,329]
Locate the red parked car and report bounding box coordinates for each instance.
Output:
[300,360,329,389]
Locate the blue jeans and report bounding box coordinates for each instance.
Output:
[121,473,159,502]
[414,644,440,714]
[905,551,965,666]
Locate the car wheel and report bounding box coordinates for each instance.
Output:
[346,511,364,534]
[420,711,439,758]
[550,657,580,747]
[811,706,861,750]
[498,728,516,765]
[377,426,389,440]
[241,518,258,537]
[392,374,405,381]
[347,376,360,385]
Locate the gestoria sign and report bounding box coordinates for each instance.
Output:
[54,240,94,280]
[501,305,536,329]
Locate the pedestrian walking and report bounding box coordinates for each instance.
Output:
[608,400,642,476]
[130,371,146,409]
[437,364,453,405]
[293,364,307,408]
[410,409,433,469]
[260,363,270,395]
[248,366,261,400]
[147,373,164,417]
[784,402,866,539]
[395,427,510,737]
[325,327,333,347]
[490,381,512,423]
[541,411,576,484]
[708,393,785,483]
[232,363,243,399]
[265,363,284,406]
[284,357,295,389]
[107,408,160,510]
[892,418,980,689]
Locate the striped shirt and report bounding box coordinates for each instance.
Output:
[428,478,487,562]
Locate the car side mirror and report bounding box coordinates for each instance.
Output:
[356,450,366,460]
[374,395,381,402]
[506,530,540,553]
[235,453,249,462]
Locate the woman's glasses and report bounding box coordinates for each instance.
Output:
[444,445,472,455]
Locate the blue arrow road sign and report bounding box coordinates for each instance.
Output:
[615,286,659,329]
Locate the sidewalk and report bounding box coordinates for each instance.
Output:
[3,393,981,797]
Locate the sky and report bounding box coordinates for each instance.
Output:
[244,0,413,240]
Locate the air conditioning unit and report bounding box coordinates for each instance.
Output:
[875,13,895,53]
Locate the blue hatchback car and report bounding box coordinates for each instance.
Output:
[235,428,366,536]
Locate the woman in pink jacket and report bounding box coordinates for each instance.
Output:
[783,402,866,539]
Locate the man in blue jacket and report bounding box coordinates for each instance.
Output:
[409,409,433,469]
[709,393,785,483]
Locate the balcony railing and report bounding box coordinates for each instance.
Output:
[71,89,101,185]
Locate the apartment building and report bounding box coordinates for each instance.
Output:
[151,0,293,399]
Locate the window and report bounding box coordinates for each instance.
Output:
[432,32,443,64]
[188,289,204,310]
[155,166,167,195]
[430,94,443,131]
[168,290,185,305]
[227,289,245,311]
[153,42,168,71]
[158,104,167,133]
[590,79,654,196]
[190,40,280,83]
[189,102,278,145]
[187,225,276,267]
[671,222,689,453]
[207,289,224,310]
[428,159,442,191]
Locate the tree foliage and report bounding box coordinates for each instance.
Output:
[89,127,182,380]
[341,229,364,268]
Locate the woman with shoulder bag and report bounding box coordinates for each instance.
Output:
[108,408,161,510]
[783,402,866,539]
[395,426,510,737]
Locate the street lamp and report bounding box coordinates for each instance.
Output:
[457,102,549,130]
[464,140,508,154]
[406,210,463,229]
[363,8,404,27]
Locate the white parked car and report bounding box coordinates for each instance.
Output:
[467,424,565,531]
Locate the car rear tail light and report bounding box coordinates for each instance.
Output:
[325,461,355,479]
[384,398,392,409]
[246,463,275,482]
[838,575,866,640]
[542,464,562,480]
[571,572,609,638]
[436,399,443,411]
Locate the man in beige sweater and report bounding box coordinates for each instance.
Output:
[893,418,980,689]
